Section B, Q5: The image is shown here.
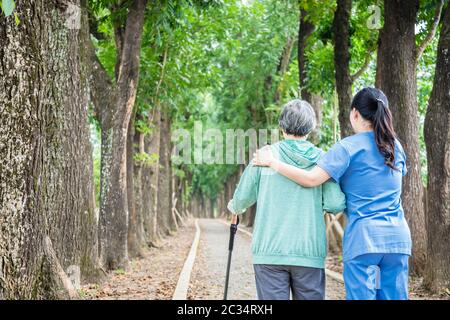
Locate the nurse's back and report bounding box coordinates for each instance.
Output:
[340,131,406,221]
[319,131,412,261]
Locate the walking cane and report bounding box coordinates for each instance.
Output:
[224,214,239,300]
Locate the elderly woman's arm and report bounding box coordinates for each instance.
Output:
[253,147,330,187]
[322,180,346,213]
[228,164,260,214]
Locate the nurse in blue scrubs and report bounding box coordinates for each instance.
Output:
[253,87,412,300]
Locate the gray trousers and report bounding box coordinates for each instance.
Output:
[254,264,325,300]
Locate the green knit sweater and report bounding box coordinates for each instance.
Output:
[228,140,346,269]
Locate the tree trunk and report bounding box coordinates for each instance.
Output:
[217,190,225,218]
[194,195,200,218]
[133,124,145,245]
[127,112,144,257]
[174,174,184,223]
[221,190,227,218]
[205,198,210,219]
[191,196,197,218]
[202,196,208,218]
[170,176,179,231]
[89,0,148,270]
[196,195,202,218]
[78,6,100,282]
[141,108,160,244]
[333,0,354,139]
[0,0,96,298]
[156,107,174,235]
[182,170,192,219]
[141,142,154,244]
[298,9,323,144]
[423,4,450,292]
[97,102,130,269]
[183,176,191,218]
[298,9,314,96]
[267,36,296,104]
[376,0,427,273]
[306,94,323,144]
[210,198,216,218]
[126,114,137,256]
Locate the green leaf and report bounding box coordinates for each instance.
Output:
[2,0,15,17]
[14,12,19,25]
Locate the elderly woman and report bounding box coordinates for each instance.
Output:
[228,99,346,300]
[253,88,412,300]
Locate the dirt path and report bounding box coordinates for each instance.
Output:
[81,220,197,300]
[188,219,346,300]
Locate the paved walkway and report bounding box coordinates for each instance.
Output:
[188,219,345,300]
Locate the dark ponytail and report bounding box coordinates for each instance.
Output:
[351,87,399,171]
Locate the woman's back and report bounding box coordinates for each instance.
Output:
[317,131,412,261]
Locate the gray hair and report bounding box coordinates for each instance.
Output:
[279,99,316,137]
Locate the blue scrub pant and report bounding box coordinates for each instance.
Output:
[343,253,409,300]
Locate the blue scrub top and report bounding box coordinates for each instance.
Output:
[317,131,412,261]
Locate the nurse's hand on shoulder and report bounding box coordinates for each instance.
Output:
[252,146,274,167]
